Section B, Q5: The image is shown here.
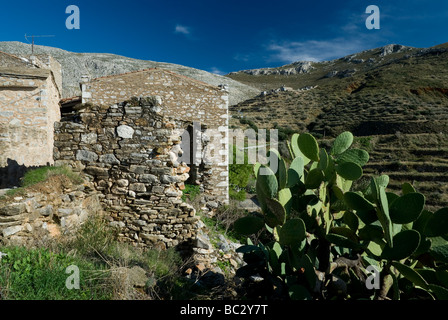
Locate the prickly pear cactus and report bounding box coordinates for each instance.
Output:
[234,131,448,300]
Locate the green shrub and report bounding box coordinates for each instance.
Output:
[202,204,247,244]
[239,118,258,132]
[6,165,83,197]
[229,145,254,201]
[0,246,111,300]
[229,189,246,201]
[62,214,118,261]
[181,184,201,202]
[139,247,201,300]
[0,213,203,301]
[355,136,373,151]
[22,165,83,187]
[273,123,296,142]
[54,215,197,300]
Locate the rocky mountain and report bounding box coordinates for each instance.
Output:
[0,41,259,106]
[229,61,315,76]
[227,44,413,79]
[226,44,423,90]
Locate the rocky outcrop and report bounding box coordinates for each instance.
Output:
[325,69,357,78]
[341,55,365,64]
[379,44,408,57]
[231,61,315,76]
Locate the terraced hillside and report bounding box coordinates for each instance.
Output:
[230,90,324,133]
[228,43,448,209]
[333,133,448,211]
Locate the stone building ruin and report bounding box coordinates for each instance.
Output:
[76,68,229,206]
[55,68,230,249]
[0,55,230,254]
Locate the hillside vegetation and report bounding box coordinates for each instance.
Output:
[227,43,448,210]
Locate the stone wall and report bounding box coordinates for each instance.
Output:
[81,68,229,204]
[81,69,228,126]
[0,176,102,246]
[53,97,203,250]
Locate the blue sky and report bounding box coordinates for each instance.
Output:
[0,0,447,74]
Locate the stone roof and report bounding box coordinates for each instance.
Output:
[60,96,82,104]
[0,51,35,68]
[0,66,51,79]
[88,67,222,92]
[0,52,62,97]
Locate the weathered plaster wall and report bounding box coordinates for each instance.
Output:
[0,72,61,187]
[0,54,62,188]
[33,54,63,95]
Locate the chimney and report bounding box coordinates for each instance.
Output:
[29,55,37,66]
[81,74,91,83]
[80,75,92,103]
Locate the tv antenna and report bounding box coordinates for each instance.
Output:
[24,34,55,54]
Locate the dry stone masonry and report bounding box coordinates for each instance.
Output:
[0,176,102,246]
[80,68,230,205]
[54,97,207,250]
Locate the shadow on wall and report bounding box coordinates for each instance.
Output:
[0,159,46,189]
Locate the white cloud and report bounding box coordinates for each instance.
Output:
[262,9,387,64]
[233,53,251,62]
[209,67,226,75]
[174,24,191,35]
[266,37,374,63]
